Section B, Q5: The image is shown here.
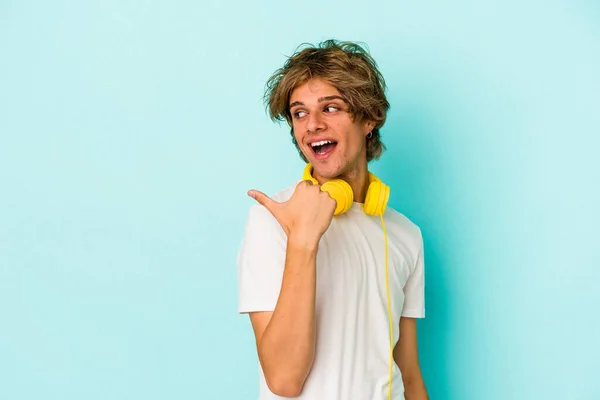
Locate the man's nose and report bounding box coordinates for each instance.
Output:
[306,112,325,132]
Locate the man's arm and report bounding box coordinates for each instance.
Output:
[394,317,429,400]
[244,182,336,397]
[248,237,318,397]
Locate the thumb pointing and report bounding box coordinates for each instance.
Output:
[248,189,279,216]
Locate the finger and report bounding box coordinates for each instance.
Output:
[300,180,321,191]
[248,189,280,216]
[298,180,314,187]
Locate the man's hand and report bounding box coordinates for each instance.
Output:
[249,180,336,247]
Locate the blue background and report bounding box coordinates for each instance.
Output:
[1,1,599,399]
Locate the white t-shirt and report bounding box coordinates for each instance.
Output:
[237,181,426,400]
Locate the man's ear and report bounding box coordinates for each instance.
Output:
[364,119,376,134]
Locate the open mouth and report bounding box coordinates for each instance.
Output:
[310,140,338,155]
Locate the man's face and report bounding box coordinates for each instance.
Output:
[289,78,374,180]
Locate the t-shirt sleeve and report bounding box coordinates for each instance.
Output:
[401,228,426,318]
[237,204,287,314]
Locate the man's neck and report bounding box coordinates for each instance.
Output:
[341,165,370,204]
[313,161,370,204]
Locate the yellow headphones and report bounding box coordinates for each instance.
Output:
[302,163,390,216]
[302,163,395,400]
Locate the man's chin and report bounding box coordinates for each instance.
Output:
[311,164,343,181]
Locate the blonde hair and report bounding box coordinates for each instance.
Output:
[264,39,390,162]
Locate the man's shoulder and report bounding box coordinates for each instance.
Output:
[382,205,424,246]
[269,180,299,203]
[384,206,420,228]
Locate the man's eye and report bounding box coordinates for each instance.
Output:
[325,106,339,112]
[294,111,307,118]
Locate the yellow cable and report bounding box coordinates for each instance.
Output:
[380,213,392,400]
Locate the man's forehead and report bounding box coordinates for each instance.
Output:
[289,80,344,105]
[295,78,338,93]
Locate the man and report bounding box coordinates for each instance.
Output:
[237,40,429,400]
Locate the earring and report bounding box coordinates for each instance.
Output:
[366,131,373,139]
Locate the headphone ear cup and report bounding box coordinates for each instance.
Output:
[321,179,354,215]
[364,181,390,215]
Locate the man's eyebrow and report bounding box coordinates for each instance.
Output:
[319,95,346,103]
[289,95,347,109]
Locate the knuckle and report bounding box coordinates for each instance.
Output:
[297,181,310,190]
